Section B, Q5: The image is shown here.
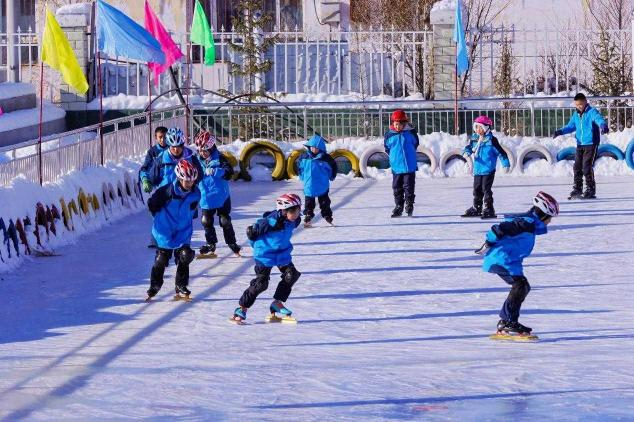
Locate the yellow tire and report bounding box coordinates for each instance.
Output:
[91,194,100,211]
[78,189,90,215]
[68,199,79,217]
[60,197,73,230]
[239,141,287,181]
[286,149,306,178]
[220,151,240,181]
[330,149,361,177]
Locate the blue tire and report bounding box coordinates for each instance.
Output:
[626,139,634,169]
[597,144,624,160]
[556,146,576,162]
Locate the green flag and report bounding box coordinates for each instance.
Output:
[190,0,215,65]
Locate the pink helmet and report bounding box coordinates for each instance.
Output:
[276,193,302,210]
[194,131,217,151]
[533,191,559,217]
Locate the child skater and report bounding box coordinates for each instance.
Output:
[298,134,338,227]
[194,130,241,257]
[145,160,201,302]
[475,191,559,338]
[462,115,511,219]
[139,126,168,248]
[157,127,203,188]
[384,109,419,217]
[231,193,303,324]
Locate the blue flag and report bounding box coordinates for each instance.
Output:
[96,0,165,64]
[453,0,469,77]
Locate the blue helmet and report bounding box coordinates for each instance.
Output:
[166,127,185,147]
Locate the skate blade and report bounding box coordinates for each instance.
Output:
[229,317,247,325]
[196,253,217,260]
[33,248,60,257]
[144,296,153,303]
[265,314,297,324]
[480,215,498,220]
[489,333,538,341]
[173,294,192,302]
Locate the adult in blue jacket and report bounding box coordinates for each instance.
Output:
[231,193,303,323]
[298,134,338,226]
[146,160,201,302]
[384,109,420,217]
[139,126,168,192]
[157,127,203,188]
[462,116,511,219]
[194,131,241,256]
[475,191,559,336]
[553,93,609,199]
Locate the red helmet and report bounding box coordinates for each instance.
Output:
[474,115,493,127]
[533,191,559,217]
[195,131,216,151]
[391,109,408,122]
[276,193,302,210]
[174,160,198,182]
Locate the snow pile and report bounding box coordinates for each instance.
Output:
[217,130,634,180]
[0,82,34,100]
[56,3,92,17]
[431,0,457,13]
[0,103,66,132]
[0,159,143,273]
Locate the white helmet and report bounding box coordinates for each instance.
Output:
[276,193,302,210]
[533,191,559,217]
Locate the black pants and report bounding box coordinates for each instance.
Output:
[148,246,195,296]
[573,144,598,192]
[304,191,332,221]
[239,263,301,308]
[498,274,531,322]
[392,172,416,207]
[473,172,496,209]
[201,197,237,245]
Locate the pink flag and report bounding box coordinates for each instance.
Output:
[144,0,184,87]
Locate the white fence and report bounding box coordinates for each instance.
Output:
[0,106,187,187]
[1,25,632,100]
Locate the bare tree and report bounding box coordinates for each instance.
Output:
[459,0,511,96]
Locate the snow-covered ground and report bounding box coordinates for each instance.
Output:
[1,175,634,420]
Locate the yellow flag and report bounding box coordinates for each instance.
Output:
[41,9,89,94]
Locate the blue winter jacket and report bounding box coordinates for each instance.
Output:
[249,210,301,267]
[197,148,234,210]
[298,135,338,197]
[157,147,203,188]
[556,105,608,146]
[148,180,201,250]
[482,210,548,276]
[139,143,168,185]
[384,124,420,174]
[463,132,511,176]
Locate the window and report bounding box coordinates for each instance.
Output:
[20,0,35,16]
[215,0,302,32]
[217,0,238,31]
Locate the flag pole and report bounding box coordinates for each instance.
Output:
[38,61,44,186]
[455,44,459,136]
[97,51,104,166]
[148,70,153,148]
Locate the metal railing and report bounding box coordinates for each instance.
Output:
[0,106,187,187]
[191,96,634,143]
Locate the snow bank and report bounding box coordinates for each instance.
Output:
[56,3,92,17]
[0,159,144,272]
[0,82,34,100]
[217,130,634,179]
[0,103,66,132]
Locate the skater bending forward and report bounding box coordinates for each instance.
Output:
[145,160,201,302]
[232,193,302,323]
[475,191,559,336]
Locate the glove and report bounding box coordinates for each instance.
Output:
[600,124,609,134]
[475,241,494,256]
[205,168,216,176]
[552,130,562,138]
[142,178,153,193]
[246,225,258,241]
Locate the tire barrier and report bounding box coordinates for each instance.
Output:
[1,170,142,271]
[517,144,554,172]
[239,141,286,181]
[556,146,576,162]
[359,145,390,178]
[330,149,362,177]
[220,151,240,181]
[597,144,625,160]
[286,149,305,178]
[626,139,634,170]
[440,148,473,176]
[417,146,438,174]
